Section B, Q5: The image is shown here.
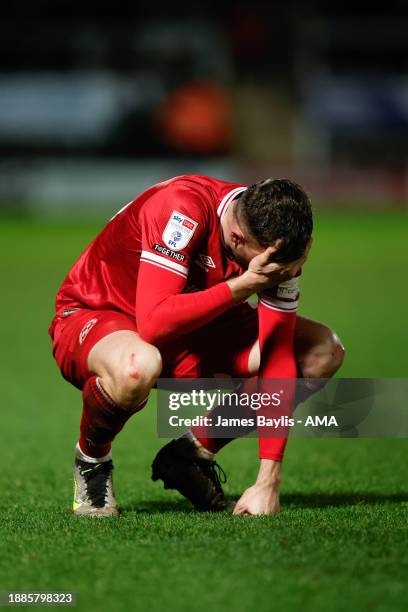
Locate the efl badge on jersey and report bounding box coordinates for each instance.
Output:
[162,211,198,251]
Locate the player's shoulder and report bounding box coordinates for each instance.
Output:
[160,174,247,214]
[124,174,247,228]
[169,173,246,195]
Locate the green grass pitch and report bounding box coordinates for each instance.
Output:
[0,210,407,611]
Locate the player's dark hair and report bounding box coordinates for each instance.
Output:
[236,178,313,262]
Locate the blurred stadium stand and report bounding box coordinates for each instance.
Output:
[1,2,408,211]
[295,18,408,166]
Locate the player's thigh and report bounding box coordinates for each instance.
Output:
[51,309,135,389]
[51,308,160,394]
[203,302,259,377]
[160,302,259,379]
[246,314,345,376]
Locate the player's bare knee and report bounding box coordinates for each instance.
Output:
[126,342,162,394]
[118,343,161,406]
[301,327,345,379]
[331,334,345,373]
[103,343,162,408]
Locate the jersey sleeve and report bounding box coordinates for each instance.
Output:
[139,183,207,273]
[136,184,234,346]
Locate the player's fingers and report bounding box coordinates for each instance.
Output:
[233,503,246,515]
[257,246,276,265]
[271,237,284,254]
[263,259,296,275]
[262,239,284,263]
[234,509,251,516]
[260,262,283,275]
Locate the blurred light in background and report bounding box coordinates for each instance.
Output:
[1,2,408,211]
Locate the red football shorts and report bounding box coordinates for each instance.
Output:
[49,302,258,390]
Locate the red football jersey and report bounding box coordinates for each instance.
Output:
[54,173,301,461]
[55,175,248,345]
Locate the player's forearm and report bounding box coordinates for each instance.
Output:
[227,272,259,303]
[256,459,282,486]
[146,269,272,342]
[137,281,234,345]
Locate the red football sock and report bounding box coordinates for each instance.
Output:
[257,292,297,461]
[79,375,147,458]
[194,286,298,459]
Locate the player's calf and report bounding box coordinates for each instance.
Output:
[79,334,162,459]
[74,376,150,517]
[74,332,162,516]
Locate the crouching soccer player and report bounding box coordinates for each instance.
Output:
[49,175,344,517]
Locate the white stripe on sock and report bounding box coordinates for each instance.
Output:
[76,442,112,463]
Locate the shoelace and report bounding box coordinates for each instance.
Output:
[79,461,113,508]
[198,460,227,494]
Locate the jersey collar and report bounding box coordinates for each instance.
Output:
[217,187,247,221]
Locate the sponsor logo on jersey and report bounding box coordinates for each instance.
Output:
[162,211,198,251]
[79,318,98,345]
[153,243,186,262]
[182,219,195,230]
[62,308,79,317]
[195,253,216,272]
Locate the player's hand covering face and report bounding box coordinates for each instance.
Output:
[245,237,312,292]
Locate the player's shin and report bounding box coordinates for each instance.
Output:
[79,375,148,458]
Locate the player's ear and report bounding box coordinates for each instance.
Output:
[230,230,245,248]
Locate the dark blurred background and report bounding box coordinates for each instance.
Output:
[1,7,408,607]
[1,1,408,212]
